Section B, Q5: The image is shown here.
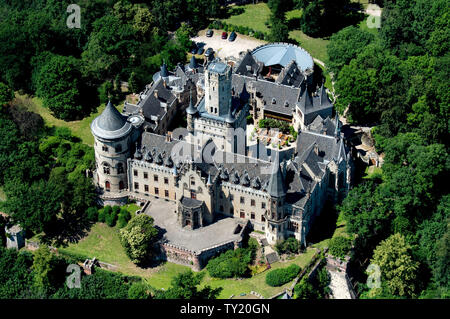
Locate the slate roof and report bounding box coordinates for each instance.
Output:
[267,156,286,197]
[180,196,203,208]
[298,84,333,115]
[91,101,132,140]
[276,60,305,87]
[137,80,177,122]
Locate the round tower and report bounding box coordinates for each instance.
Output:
[91,101,133,197]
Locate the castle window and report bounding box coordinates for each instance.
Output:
[261,216,265,222]
[165,190,169,197]
[102,146,108,152]
[230,208,233,214]
[251,199,255,207]
[119,181,124,190]
[240,211,245,218]
[105,181,110,191]
[261,202,266,209]
[118,163,124,174]
[155,187,159,195]
[164,177,169,184]
[251,213,255,220]
[154,175,158,182]
[240,196,245,204]
[214,108,217,113]
[103,165,110,175]
[144,172,148,179]
[190,190,196,199]
[144,185,149,192]
[190,177,195,186]
[220,205,224,212]
[134,170,138,177]
[116,144,122,152]
[134,182,139,190]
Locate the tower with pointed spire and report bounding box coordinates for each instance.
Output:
[264,155,288,245]
[91,101,135,201]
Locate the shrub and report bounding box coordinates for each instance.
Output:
[265,264,301,287]
[105,210,118,227]
[275,237,301,255]
[86,207,98,222]
[328,236,352,259]
[98,209,106,223]
[128,282,151,299]
[207,246,256,279]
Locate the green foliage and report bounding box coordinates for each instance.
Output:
[371,233,419,297]
[86,207,98,222]
[265,264,301,287]
[105,209,118,227]
[327,26,374,76]
[328,236,351,259]
[294,278,317,299]
[0,82,14,107]
[154,270,222,299]
[207,246,256,279]
[258,118,290,134]
[119,214,158,264]
[128,281,151,299]
[275,237,301,255]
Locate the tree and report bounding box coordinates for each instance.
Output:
[3,179,63,234]
[34,54,84,120]
[155,270,222,299]
[328,236,352,259]
[268,18,290,43]
[128,281,151,299]
[0,82,14,107]
[327,26,374,76]
[119,214,158,264]
[294,278,318,299]
[31,245,60,295]
[371,233,419,297]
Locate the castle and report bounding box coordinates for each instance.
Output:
[90,43,352,269]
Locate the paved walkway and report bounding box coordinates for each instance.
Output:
[144,197,243,252]
[328,269,352,299]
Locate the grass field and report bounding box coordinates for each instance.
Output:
[220,3,330,63]
[222,3,271,34]
[59,219,318,298]
[17,94,126,146]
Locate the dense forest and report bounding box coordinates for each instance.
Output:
[0,0,448,299]
[328,0,449,298]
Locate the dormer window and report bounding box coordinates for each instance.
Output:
[272,98,276,104]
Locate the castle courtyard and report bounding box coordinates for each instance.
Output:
[144,197,245,253]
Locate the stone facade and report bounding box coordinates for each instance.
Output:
[90,52,353,252]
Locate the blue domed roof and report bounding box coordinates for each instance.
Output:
[251,43,314,71]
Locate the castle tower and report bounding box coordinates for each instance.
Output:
[204,61,232,117]
[265,156,287,245]
[186,91,197,134]
[91,101,133,196]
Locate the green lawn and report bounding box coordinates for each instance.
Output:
[222,3,271,34]
[220,3,330,63]
[58,219,317,298]
[199,247,317,299]
[16,93,122,146]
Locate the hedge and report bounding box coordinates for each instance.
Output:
[208,20,269,41]
[265,264,301,287]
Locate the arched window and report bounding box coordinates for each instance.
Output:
[105,181,110,191]
[119,181,124,190]
[117,163,124,174]
[103,163,110,175]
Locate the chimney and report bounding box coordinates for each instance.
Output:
[314,143,319,156]
[154,90,158,98]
